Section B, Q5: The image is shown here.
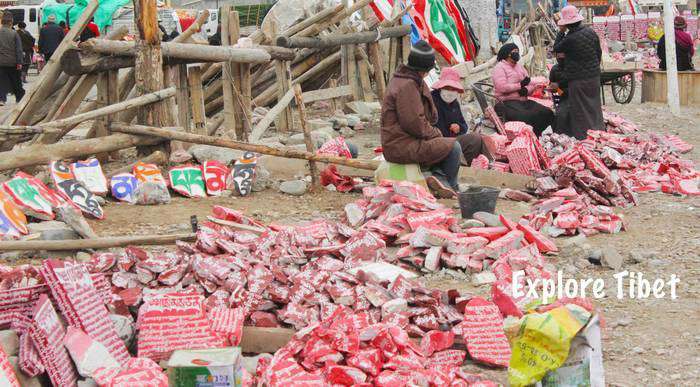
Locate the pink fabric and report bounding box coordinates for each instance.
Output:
[433,67,464,91]
[492,61,535,102]
[675,29,695,55]
[558,5,584,26]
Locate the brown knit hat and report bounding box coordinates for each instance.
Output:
[674,16,687,29]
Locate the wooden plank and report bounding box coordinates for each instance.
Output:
[250,87,295,142]
[346,44,361,101]
[357,53,374,102]
[293,84,319,187]
[0,233,195,251]
[229,11,245,141]
[176,64,191,132]
[301,85,352,104]
[220,6,237,137]
[240,63,252,140]
[94,72,110,161]
[6,0,99,126]
[368,41,386,100]
[188,66,206,136]
[273,60,293,134]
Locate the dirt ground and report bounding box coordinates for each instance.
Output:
[3,76,699,385]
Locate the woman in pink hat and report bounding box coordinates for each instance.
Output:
[431,67,491,166]
[552,5,604,140]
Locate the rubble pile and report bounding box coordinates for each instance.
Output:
[256,306,499,386]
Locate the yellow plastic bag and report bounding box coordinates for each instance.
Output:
[507,304,592,387]
[648,22,664,42]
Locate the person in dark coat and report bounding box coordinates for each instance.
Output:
[657,16,695,71]
[430,67,491,166]
[15,22,34,82]
[38,15,64,61]
[0,13,24,104]
[553,5,603,140]
[492,43,554,136]
[549,51,570,134]
[381,40,461,198]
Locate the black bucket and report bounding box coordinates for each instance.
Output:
[458,186,500,219]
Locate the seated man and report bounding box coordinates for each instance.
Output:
[380,40,462,198]
[430,67,492,166]
[549,51,571,134]
[657,16,695,71]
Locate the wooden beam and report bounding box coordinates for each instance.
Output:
[250,87,295,142]
[301,85,352,104]
[176,64,191,132]
[0,233,195,251]
[220,6,237,138]
[368,41,386,100]
[188,65,206,136]
[42,87,175,131]
[292,84,319,187]
[111,123,380,171]
[273,60,293,135]
[276,25,411,48]
[5,0,99,126]
[0,132,163,171]
[79,39,272,64]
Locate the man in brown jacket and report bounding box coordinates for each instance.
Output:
[380,40,461,198]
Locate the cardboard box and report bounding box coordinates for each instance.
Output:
[167,347,242,387]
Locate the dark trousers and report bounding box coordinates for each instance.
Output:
[0,66,24,102]
[432,141,462,190]
[456,133,490,165]
[495,99,554,137]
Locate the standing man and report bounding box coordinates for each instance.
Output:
[553,5,604,140]
[15,22,34,83]
[79,18,100,42]
[0,13,24,105]
[38,15,64,61]
[380,40,462,198]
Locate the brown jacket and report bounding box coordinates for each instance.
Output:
[380,65,455,166]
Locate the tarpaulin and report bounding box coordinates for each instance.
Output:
[41,0,130,31]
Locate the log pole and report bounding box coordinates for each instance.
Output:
[111,123,380,171]
[0,233,195,251]
[292,84,319,187]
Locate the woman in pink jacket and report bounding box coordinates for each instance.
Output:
[491,43,553,136]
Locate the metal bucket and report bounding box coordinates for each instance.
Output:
[458,186,500,219]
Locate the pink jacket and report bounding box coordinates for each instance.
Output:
[492,60,536,101]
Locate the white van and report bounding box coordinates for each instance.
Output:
[2,5,42,38]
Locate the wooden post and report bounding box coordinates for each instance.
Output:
[357,48,374,102]
[292,84,319,187]
[176,64,191,132]
[345,44,361,101]
[188,65,206,136]
[240,63,252,140]
[274,60,293,134]
[94,72,110,161]
[229,11,246,141]
[387,37,399,78]
[662,0,680,115]
[368,41,386,100]
[328,78,339,113]
[134,0,168,156]
[220,6,237,138]
[401,35,410,63]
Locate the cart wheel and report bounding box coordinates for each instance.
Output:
[612,74,635,104]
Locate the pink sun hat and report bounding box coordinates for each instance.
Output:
[432,67,464,92]
[558,5,584,26]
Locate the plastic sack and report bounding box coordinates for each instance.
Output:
[507,304,591,387]
[374,160,427,188]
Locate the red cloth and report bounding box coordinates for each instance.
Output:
[87,23,100,38]
[320,165,355,193]
[675,29,695,55]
